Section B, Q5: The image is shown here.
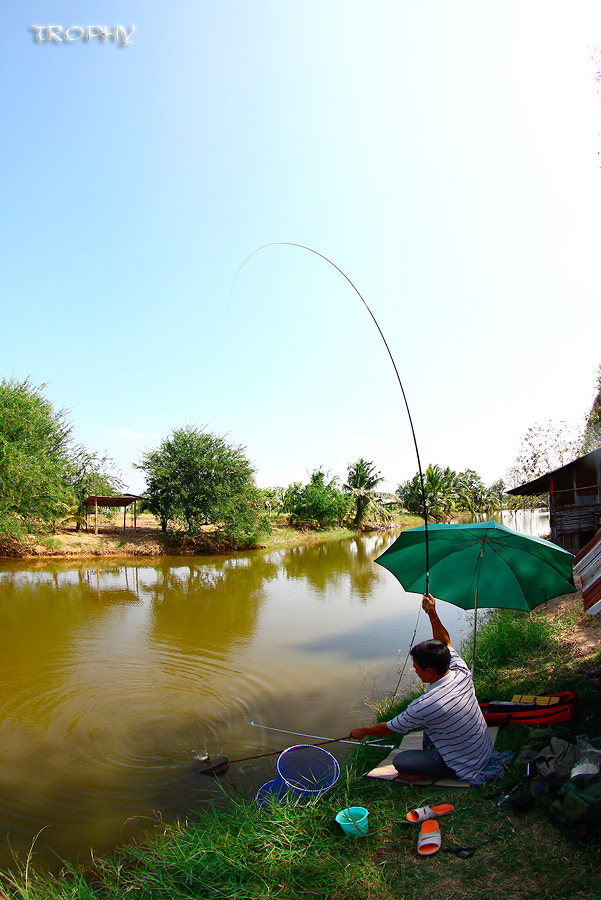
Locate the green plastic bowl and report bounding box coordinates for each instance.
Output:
[335,806,369,836]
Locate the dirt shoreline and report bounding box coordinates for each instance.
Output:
[0,522,409,561]
[0,511,425,561]
[0,527,267,560]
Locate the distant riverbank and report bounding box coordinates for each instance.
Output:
[0,513,424,560]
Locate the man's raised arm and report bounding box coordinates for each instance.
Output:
[423,593,451,646]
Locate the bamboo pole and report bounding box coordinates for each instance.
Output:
[95,499,98,535]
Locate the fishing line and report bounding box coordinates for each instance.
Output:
[231,242,430,708]
[387,606,422,714]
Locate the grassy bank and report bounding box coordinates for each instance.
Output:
[0,513,424,560]
[265,514,423,552]
[2,593,600,900]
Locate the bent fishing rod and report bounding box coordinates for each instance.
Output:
[231,242,431,701]
[231,242,429,582]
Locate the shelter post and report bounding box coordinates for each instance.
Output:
[84,495,143,534]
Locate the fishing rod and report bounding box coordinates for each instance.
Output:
[232,243,431,706]
[231,242,430,586]
[194,725,395,776]
[249,720,395,749]
[194,736,348,776]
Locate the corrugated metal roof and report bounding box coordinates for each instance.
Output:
[507,447,601,496]
[573,529,601,615]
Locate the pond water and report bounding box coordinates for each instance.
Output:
[0,511,549,869]
[453,508,550,536]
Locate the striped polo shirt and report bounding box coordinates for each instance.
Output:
[386,647,493,782]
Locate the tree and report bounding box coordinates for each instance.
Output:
[397,464,462,522]
[488,479,507,510]
[506,420,582,510]
[455,469,484,512]
[505,420,583,510]
[343,458,384,527]
[67,448,124,531]
[582,365,601,453]
[0,377,73,536]
[261,486,284,517]
[282,468,350,529]
[135,446,174,532]
[396,464,502,521]
[136,426,267,544]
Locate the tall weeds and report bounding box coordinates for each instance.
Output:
[468,607,580,697]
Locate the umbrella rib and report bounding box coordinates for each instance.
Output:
[472,532,528,610]
[471,533,559,610]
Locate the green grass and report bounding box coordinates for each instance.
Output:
[36,536,61,551]
[465,607,583,697]
[2,595,601,900]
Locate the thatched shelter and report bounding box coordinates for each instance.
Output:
[84,494,143,534]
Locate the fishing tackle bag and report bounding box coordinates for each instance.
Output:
[479,692,576,726]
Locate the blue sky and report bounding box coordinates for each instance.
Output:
[2,1,600,494]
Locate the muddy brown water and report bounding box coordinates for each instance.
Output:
[0,514,547,869]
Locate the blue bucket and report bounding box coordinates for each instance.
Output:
[276,744,340,799]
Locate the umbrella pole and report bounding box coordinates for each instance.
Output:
[471,586,478,675]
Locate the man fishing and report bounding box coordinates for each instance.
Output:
[349,593,493,783]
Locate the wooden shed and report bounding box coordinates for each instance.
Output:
[574,530,601,614]
[507,448,601,554]
[84,494,143,534]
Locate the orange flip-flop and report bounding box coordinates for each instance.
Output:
[417,820,441,856]
[406,803,454,824]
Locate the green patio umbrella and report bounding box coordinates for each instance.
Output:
[375,521,576,669]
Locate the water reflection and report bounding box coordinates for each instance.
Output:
[278,534,388,601]
[144,556,280,654]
